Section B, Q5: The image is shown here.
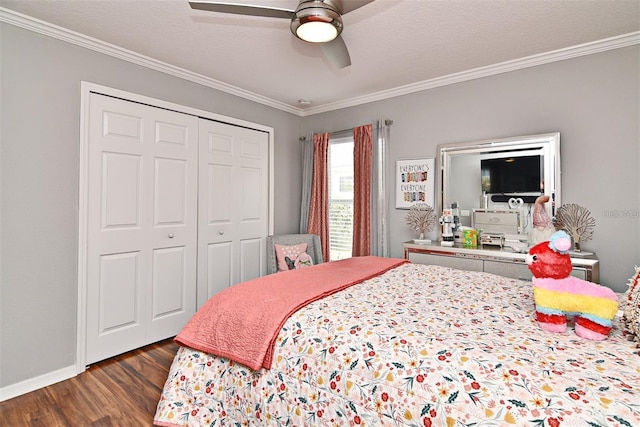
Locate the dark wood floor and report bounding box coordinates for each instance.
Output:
[0,338,179,427]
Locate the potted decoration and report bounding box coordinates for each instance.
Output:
[405,203,437,243]
[554,203,595,252]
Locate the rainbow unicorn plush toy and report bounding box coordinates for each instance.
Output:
[526,230,618,340]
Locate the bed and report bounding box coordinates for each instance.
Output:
[154,256,640,426]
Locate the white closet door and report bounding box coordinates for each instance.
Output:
[198,119,269,306]
[86,93,198,364]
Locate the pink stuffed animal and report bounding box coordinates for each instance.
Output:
[526,230,618,340]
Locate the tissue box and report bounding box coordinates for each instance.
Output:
[462,228,478,248]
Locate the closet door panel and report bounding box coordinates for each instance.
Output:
[101,153,142,229]
[154,158,188,226]
[206,242,233,298]
[152,247,187,316]
[207,163,233,225]
[148,245,191,342]
[198,120,269,307]
[235,127,269,286]
[240,238,262,283]
[98,251,141,332]
[147,106,198,343]
[87,93,197,364]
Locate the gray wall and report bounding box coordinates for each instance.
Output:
[0,23,302,389]
[302,46,640,293]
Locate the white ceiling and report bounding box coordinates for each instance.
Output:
[2,0,639,115]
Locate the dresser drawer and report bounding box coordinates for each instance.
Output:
[408,252,483,272]
[484,260,532,281]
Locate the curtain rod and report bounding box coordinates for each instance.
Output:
[299,119,393,141]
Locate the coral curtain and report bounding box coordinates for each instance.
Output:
[307,133,330,262]
[352,124,373,256]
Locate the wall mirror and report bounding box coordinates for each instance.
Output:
[436,132,560,238]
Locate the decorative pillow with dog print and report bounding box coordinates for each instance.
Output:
[275,243,308,272]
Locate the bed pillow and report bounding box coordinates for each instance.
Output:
[275,243,308,272]
[622,266,640,341]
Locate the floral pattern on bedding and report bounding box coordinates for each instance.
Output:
[154,263,640,427]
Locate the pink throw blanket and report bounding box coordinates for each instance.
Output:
[175,256,407,370]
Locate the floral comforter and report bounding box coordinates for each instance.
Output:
[154,263,640,426]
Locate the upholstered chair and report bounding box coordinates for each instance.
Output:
[266,234,324,274]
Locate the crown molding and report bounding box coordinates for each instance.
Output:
[300,31,640,116]
[0,7,302,115]
[2,7,638,118]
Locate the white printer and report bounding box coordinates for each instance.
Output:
[472,209,522,247]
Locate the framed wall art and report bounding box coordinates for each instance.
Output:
[395,157,435,209]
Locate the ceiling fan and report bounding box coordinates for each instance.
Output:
[188,0,375,68]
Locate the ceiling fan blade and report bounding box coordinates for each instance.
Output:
[330,0,375,15]
[320,35,351,69]
[189,1,294,19]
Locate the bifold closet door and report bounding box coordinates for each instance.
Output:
[198,119,269,307]
[86,93,198,364]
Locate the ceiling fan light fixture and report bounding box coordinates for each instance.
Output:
[296,21,338,43]
[291,2,343,43]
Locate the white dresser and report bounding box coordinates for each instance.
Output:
[403,241,599,283]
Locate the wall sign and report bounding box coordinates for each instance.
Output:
[395,157,435,209]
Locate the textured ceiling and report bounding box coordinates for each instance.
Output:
[2,0,639,114]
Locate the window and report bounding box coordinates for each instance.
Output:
[328,138,353,260]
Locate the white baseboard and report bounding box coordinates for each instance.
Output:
[0,365,77,402]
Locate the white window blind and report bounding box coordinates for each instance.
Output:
[328,139,354,260]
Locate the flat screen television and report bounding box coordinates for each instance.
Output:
[481,155,542,194]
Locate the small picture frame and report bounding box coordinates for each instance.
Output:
[395,157,435,209]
